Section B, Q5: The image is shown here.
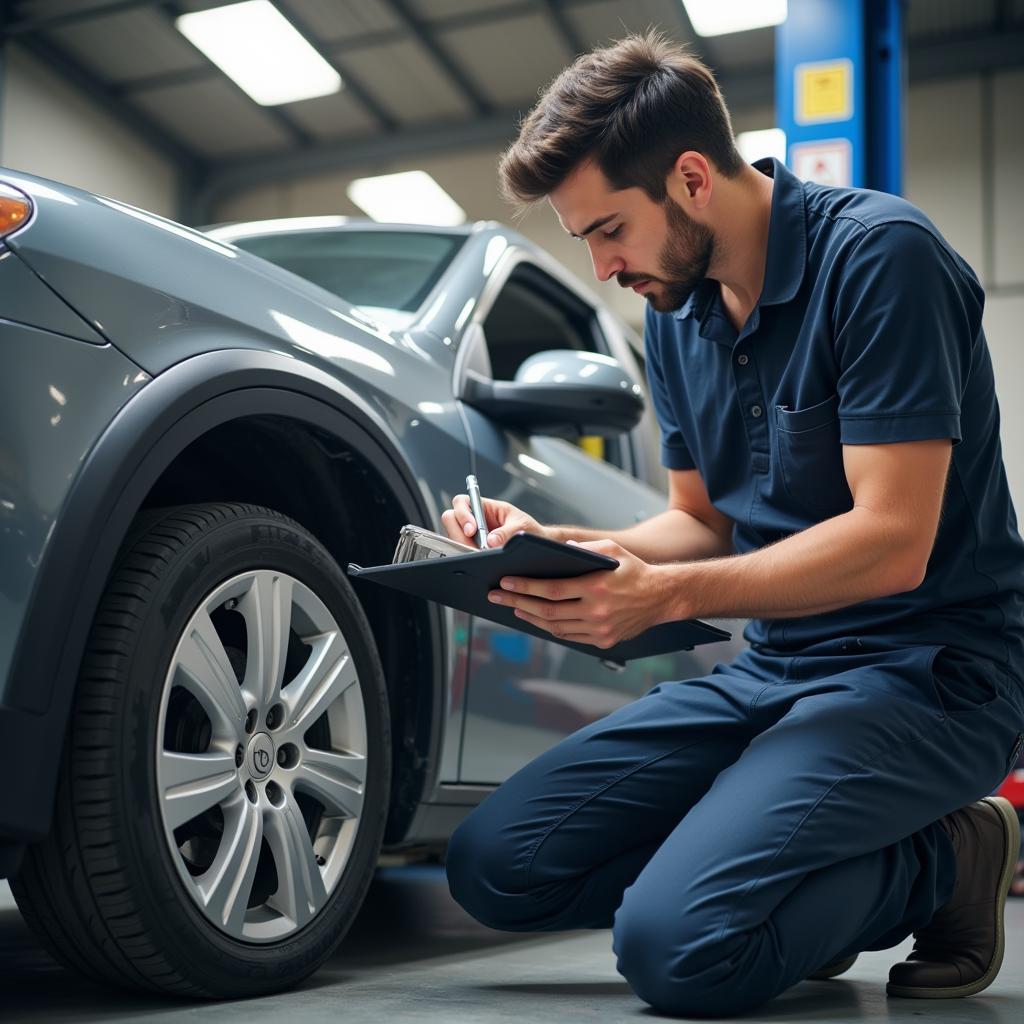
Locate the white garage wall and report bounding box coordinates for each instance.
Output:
[0,44,179,218]
[905,70,1024,518]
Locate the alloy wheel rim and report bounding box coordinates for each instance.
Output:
[155,569,367,943]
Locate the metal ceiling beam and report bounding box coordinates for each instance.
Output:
[536,0,586,58]
[909,28,1024,81]
[15,30,204,175]
[187,108,522,224]
[158,1,313,149]
[111,65,216,96]
[382,0,491,115]
[274,0,398,132]
[7,0,161,36]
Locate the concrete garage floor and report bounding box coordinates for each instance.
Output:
[1,870,1021,1023]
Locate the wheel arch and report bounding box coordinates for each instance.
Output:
[4,350,447,845]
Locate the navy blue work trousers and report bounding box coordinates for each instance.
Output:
[446,638,1024,1018]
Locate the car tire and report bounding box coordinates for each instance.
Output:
[11,502,390,997]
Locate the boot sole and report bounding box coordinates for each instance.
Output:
[886,796,1020,999]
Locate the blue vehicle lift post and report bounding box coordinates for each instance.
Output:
[776,0,904,195]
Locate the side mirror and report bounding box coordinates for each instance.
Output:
[460,349,645,438]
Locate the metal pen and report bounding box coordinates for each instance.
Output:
[465,474,488,549]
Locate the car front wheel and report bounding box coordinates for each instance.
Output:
[12,503,390,997]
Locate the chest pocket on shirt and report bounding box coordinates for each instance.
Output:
[774,394,853,515]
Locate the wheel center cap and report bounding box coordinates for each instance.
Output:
[248,732,275,780]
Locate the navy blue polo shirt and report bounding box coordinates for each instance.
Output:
[645,158,1024,676]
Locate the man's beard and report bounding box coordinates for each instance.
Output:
[617,197,714,313]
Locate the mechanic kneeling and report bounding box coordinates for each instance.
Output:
[441,32,1024,1018]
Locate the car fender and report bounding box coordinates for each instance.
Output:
[1,348,446,843]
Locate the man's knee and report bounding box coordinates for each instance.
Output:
[612,892,771,1018]
[446,806,535,931]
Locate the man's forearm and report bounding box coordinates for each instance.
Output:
[656,505,923,622]
[548,507,734,564]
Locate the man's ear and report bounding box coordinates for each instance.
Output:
[670,152,713,208]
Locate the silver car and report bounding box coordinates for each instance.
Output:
[0,170,740,997]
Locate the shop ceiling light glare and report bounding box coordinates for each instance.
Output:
[347,171,467,227]
[176,1,342,106]
[736,128,787,165]
[682,0,787,37]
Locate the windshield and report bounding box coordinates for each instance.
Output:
[230,229,464,314]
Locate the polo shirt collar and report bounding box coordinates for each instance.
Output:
[674,279,717,322]
[673,157,807,322]
[757,157,807,307]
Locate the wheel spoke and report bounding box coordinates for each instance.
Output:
[175,608,247,736]
[157,568,370,943]
[198,796,263,935]
[242,571,293,709]
[160,749,239,831]
[293,747,365,819]
[282,632,357,736]
[264,798,327,929]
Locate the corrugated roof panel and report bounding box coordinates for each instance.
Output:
[173,0,400,40]
[14,1,99,18]
[280,89,382,140]
[438,13,570,106]
[44,7,206,83]
[907,0,997,39]
[132,78,294,157]
[279,0,403,44]
[409,0,515,18]
[340,38,473,123]
[565,0,693,52]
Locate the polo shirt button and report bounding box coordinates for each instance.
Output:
[737,354,749,365]
[751,404,763,417]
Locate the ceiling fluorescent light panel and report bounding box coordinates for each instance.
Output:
[347,171,467,227]
[682,0,787,37]
[176,1,342,106]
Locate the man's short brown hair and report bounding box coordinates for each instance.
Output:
[499,31,743,210]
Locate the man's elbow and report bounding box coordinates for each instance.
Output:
[883,549,930,596]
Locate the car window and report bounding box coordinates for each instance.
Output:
[230,230,463,312]
[482,265,594,381]
[482,263,625,469]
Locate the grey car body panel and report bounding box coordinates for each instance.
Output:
[0,322,149,842]
[0,323,149,696]
[0,245,106,344]
[0,348,451,842]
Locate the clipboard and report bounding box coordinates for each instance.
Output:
[347,531,730,664]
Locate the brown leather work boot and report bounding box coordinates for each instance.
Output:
[887,796,1020,999]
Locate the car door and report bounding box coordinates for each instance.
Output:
[455,249,742,784]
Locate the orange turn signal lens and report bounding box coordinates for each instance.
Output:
[0,184,33,239]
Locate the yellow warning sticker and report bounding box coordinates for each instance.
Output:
[795,59,853,124]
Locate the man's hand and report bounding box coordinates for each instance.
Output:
[486,539,672,649]
[442,495,549,548]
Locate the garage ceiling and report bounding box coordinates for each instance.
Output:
[6,0,1024,216]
